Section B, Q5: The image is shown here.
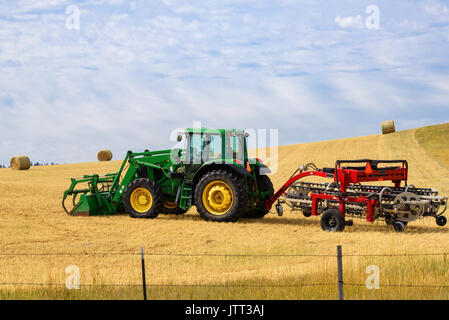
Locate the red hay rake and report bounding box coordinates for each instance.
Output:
[266,159,447,232]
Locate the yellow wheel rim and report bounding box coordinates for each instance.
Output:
[130,187,153,213]
[163,201,178,209]
[202,180,234,215]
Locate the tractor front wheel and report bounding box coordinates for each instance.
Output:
[124,178,162,219]
[194,169,248,222]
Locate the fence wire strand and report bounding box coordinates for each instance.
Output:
[0,282,333,288]
[345,283,449,288]
[0,252,448,257]
[1,282,449,288]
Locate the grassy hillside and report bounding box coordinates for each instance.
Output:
[415,122,449,170]
[0,123,448,300]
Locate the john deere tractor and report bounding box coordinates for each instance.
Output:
[63,128,274,222]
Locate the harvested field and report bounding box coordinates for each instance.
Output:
[0,123,448,300]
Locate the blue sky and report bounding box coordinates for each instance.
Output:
[1,0,449,165]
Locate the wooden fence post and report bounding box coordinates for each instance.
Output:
[141,247,147,300]
[337,245,344,300]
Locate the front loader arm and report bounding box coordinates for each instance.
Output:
[111,161,139,206]
[110,158,171,206]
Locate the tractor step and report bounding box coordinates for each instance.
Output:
[179,181,193,210]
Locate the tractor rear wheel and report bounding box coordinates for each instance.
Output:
[194,169,248,222]
[320,209,345,232]
[160,201,187,215]
[242,175,274,219]
[124,178,162,219]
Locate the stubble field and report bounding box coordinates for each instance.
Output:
[0,123,448,299]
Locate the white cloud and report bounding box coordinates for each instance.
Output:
[424,3,449,16]
[422,1,449,23]
[335,15,363,29]
[18,0,68,12]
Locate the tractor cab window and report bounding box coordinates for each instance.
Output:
[233,135,244,161]
[204,134,222,161]
[188,132,224,164]
[189,133,202,164]
[225,133,244,163]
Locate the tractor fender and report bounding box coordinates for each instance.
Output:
[226,164,251,177]
[196,163,250,178]
[192,163,250,191]
[255,164,271,175]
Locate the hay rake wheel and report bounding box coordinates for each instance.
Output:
[391,192,426,222]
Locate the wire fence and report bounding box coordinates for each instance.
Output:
[1,247,449,299]
[1,251,447,257]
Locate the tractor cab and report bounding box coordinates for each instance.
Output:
[180,128,252,182]
[183,128,247,165]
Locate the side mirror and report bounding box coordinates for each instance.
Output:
[170,148,182,164]
[177,133,183,142]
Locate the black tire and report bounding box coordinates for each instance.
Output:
[160,201,187,215]
[393,221,406,232]
[123,178,162,219]
[194,169,248,222]
[275,203,283,216]
[242,175,274,219]
[386,217,407,227]
[320,209,345,232]
[385,216,393,226]
[436,216,447,227]
[303,210,312,217]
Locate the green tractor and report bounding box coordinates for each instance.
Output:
[63,128,274,222]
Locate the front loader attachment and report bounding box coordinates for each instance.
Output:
[62,173,118,216]
[62,149,185,217]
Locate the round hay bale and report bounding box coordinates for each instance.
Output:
[381,120,396,135]
[97,150,113,162]
[10,156,31,170]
